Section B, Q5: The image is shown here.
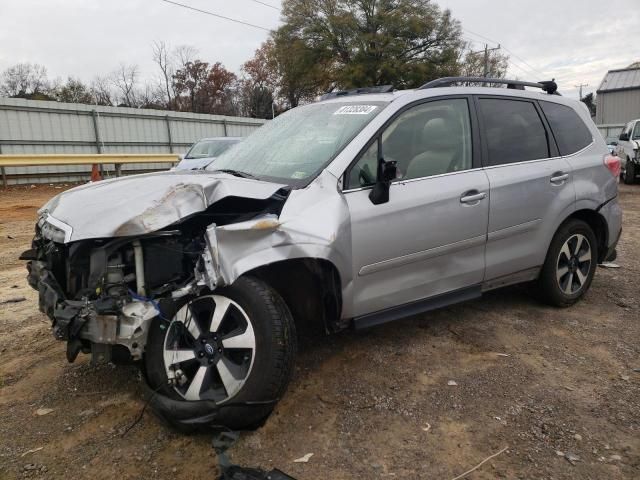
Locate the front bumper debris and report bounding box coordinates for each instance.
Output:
[26,258,166,363]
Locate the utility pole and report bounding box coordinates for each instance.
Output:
[471,44,501,77]
[575,83,589,100]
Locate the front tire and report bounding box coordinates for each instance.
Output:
[623,159,636,184]
[536,219,597,307]
[145,276,296,430]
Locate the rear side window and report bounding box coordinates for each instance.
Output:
[540,101,593,155]
[478,98,550,166]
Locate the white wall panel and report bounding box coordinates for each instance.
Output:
[0,98,266,184]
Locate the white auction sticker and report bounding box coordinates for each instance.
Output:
[334,105,378,115]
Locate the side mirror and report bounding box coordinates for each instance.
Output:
[369,160,397,205]
[619,133,629,141]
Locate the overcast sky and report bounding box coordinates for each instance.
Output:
[1,0,639,100]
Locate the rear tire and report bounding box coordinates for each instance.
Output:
[536,219,597,307]
[623,159,636,184]
[145,276,296,431]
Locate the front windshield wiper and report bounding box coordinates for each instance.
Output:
[210,169,258,179]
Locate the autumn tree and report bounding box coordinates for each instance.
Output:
[173,60,210,112]
[239,41,279,117]
[173,61,237,114]
[274,0,464,96]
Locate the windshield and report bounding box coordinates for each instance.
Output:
[185,139,240,159]
[207,102,387,184]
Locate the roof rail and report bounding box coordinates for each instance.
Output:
[320,85,394,100]
[418,77,560,95]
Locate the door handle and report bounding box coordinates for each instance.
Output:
[550,172,569,184]
[460,191,487,204]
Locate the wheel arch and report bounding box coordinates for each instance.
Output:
[559,209,609,263]
[240,258,344,336]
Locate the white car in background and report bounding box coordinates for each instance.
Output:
[615,120,640,184]
[175,137,243,171]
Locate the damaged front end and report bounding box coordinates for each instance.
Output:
[22,181,291,365]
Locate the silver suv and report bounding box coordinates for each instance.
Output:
[22,77,622,430]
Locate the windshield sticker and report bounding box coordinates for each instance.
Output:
[291,171,307,179]
[334,105,378,115]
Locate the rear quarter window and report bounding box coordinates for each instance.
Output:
[540,101,593,156]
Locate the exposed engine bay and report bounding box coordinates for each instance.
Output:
[22,188,290,365]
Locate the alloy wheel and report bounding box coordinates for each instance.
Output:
[163,295,256,403]
[556,234,592,295]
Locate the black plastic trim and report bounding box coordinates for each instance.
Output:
[352,285,481,330]
[420,77,559,95]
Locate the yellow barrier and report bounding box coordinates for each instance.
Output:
[0,153,179,167]
[0,154,180,187]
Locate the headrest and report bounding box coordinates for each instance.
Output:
[421,116,459,150]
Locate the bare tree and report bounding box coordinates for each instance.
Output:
[112,64,139,107]
[174,45,198,69]
[90,75,114,106]
[152,40,175,109]
[0,63,49,97]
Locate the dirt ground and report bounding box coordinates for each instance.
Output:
[0,183,638,480]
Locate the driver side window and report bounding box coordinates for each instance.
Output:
[347,98,473,189]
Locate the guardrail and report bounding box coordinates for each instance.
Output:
[0,154,180,187]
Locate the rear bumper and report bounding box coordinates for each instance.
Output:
[598,197,622,262]
[604,227,621,262]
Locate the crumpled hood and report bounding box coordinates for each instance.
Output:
[174,156,216,171]
[40,170,286,242]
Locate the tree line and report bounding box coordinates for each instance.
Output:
[0,0,510,118]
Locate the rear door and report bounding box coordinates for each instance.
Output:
[344,96,490,317]
[476,96,574,282]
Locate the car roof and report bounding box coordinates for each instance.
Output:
[316,86,583,110]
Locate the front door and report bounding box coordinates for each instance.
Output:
[343,97,490,317]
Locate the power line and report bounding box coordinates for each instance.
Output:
[158,0,273,31]
[247,0,280,10]
[501,46,545,78]
[464,37,537,81]
[162,0,546,82]
[470,44,502,77]
[506,56,542,79]
[575,83,589,99]
[462,27,545,78]
[507,60,536,79]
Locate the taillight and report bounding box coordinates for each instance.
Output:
[604,154,621,178]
